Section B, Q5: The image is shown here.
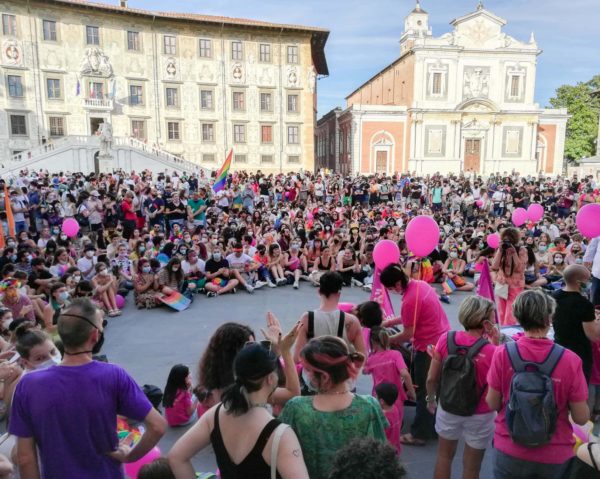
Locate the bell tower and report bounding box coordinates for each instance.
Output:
[401,1,432,51]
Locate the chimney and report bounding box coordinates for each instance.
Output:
[120,0,127,7]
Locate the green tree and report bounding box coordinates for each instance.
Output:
[549,75,600,161]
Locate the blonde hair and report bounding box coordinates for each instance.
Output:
[458,296,495,330]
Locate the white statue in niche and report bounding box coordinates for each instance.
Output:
[98,121,113,155]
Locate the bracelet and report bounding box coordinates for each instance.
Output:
[425,394,437,403]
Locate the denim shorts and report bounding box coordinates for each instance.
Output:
[494,449,572,479]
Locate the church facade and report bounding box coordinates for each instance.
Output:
[0,0,328,173]
[316,2,568,176]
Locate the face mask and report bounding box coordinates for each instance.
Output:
[142,266,152,273]
[10,254,17,262]
[538,245,547,252]
[93,331,105,354]
[180,249,187,255]
[100,269,109,276]
[171,266,180,272]
[450,252,458,259]
[26,255,33,262]
[302,369,319,393]
[139,246,146,253]
[479,242,484,249]
[72,275,81,283]
[211,239,218,246]
[1,319,12,330]
[7,241,15,248]
[35,354,62,371]
[213,253,222,261]
[86,251,94,258]
[554,257,563,264]
[60,235,67,241]
[52,230,59,235]
[58,291,69,302]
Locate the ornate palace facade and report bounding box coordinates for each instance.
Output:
[0,0,328,173]
[316,2,567,176]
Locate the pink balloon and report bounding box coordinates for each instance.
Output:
[476,199,484,208]
[511,208,528,227]
[487,233,500,249]
[62,218,80,238]
[527,203,544,223]
[124,447,161,479]
[405,216,440,258]
[338,302,356,313]
[373,240,400,269]
[576,203,600,238]
[115,294,125,309]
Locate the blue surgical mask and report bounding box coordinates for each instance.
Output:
[142,266,151,273]
[58,291,69,302]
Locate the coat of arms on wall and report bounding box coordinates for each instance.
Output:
[2,39,22,66]
[232,62,244,83]
[166,57,177,78]
[463,66,490,99]
[80,47,113,77]
[287,66,299,88]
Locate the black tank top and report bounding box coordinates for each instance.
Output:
[210,404,282,479]
[318,256,332,271]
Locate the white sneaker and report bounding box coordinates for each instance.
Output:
[245,284,254,294]
[293,281,299,289]
[363,284,372,292]
[267,281,277,288]
[351,278,363,287]
[254,281,266,290]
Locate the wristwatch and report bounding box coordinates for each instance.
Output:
[425,394,437,403]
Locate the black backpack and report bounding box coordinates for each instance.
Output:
[115,201,126,222]
[505,342,563,446]
[142,384,164,411]
[439,332,488,417]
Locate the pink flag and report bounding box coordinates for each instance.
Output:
[477,259,499,324]
[370,268,395,319]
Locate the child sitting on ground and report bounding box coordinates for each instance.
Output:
[375,382,402,455]
[162,364,198,427]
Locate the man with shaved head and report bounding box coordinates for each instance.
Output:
[552,264,600,382]
[9,298,166,479]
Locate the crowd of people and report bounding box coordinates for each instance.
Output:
[0,166,600,478]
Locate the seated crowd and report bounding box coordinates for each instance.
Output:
[0,167,599,478]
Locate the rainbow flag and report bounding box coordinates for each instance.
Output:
[212,149,233,193]
[159,291,192,312]
[442,278,457,295]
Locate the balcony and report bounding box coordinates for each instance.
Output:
[82,98,114,110]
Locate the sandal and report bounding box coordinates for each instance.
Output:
[400,433,426,446]
[108,310,119,317]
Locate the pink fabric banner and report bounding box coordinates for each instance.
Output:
[370,268,395,320]
[477,259,499,324]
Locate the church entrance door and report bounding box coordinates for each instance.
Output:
[464,138,481,173]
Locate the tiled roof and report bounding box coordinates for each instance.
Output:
[44,0,330,74]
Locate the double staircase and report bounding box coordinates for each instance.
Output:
[1,136,211,177]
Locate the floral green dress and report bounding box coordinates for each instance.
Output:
[279,394,388,479]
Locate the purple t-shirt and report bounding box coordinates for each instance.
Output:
[9,361,152,479]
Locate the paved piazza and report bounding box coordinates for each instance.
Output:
[103,284,492,477]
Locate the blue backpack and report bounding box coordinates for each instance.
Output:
[505,342,564,447]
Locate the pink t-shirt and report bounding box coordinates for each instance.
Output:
[434,331,496,414]
[487,337,588,464]
[364,349,408,403]
[362,327,371,353]
[165,389,193,427]
[400,280,450,351]
[591,341,600,386]
[383,406,402,455]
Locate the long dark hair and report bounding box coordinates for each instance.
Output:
[162,364,189,408]
[198,322,255,391]
[165,258,183,284]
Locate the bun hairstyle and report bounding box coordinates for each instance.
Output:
[221,343,278,416]
[369,327,390,351]
[300,336,365,391]
[15,323,50,360]
[379,264,409,290]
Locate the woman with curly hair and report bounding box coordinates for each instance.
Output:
[197,322,255,408]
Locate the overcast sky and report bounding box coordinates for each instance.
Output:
[129,0,600,115]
